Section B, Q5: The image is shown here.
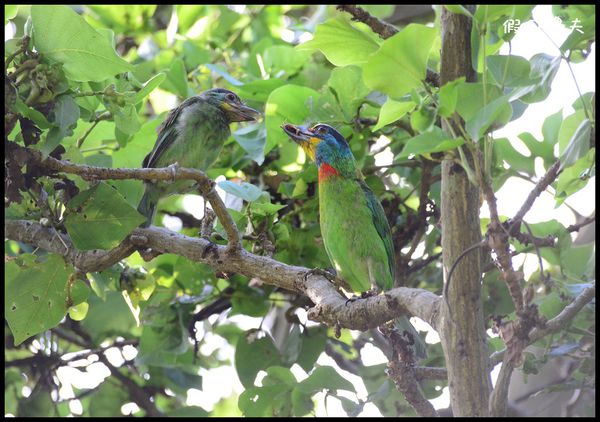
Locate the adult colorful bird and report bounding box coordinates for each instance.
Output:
[138,88,260,227]
[282,122,427,359]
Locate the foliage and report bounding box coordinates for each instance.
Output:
[4,4,595,417]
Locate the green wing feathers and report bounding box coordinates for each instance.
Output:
[359,180,396,287]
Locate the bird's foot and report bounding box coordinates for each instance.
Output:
[167,162,180,182]
[345,289,378,306]
[303,267,337,283]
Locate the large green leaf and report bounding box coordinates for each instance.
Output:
[264,84,320,154]
[64,181,146,250]
[296,17,380,66]
[296,365,355,394]
[560,118,591,170]
[399,127,464,158]
[235,330,283,388]
[363,24,437,99]
[510,53,561,103]
[5,254,72,345]
[327,65,370,121]
[486,55,532,87]
[465,95,512,140]
[31,6,132,82]
[373,99,416,131]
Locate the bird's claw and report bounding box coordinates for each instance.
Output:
[167,162,180,182]
[303,267,337,283]
[344,289,377,307]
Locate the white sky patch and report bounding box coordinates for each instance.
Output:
[182,194,205,220]
[372,135,393,167]
[360,342,388,366]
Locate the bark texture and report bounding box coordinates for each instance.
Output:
[439,6,492,416]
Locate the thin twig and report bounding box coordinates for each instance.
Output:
[489,282,595,367]
[513,160,562,223]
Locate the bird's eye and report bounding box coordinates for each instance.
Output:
[226,93,237,102]
[315,125,327,135]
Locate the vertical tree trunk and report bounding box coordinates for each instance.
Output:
[439,6,492,416]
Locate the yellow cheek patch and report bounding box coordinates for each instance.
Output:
[220,103,232,111]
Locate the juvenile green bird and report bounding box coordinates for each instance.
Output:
[282,122,427,359]
[138,88,260,227]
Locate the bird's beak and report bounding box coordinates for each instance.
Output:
[225,102,261,122]
[281,123,317,161]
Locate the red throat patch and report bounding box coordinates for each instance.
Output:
[318,163,339,181]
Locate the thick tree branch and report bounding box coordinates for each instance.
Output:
[5,219,442,333]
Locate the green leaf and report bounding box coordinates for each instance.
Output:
[265,84,320,154]
[249,202,286,216]
[455,83,504,121]
[555,148,594,205]
[373,99,416,131]
[64,181,146,250]
[560,118,591,170]
[399,127,464,159]
[112,103,140,136]
[133,72,166,104]
[5,254,72,345]
[218,180,265,202]
[363,24,437,99]
[486,55,532,87]
[296,326,328,372]
[161,58,188,98]
[13,97,52,129]
[327,66,370,120]
[444,5,473,17]
[5,5,18,23]
[296,17,380,66]
[31,6,132,82]
[166,406,209,417]
[510,53,561,103]
[474,5,515,25]
[410,105,436,133]
[89,380,128,417]
[465,95,512,140]
[237,78,286,103]
[235,331,283,388]
[68,302,89,321]
[81,292,136,343]
[438,77,465,117]
[493,138,535,175]
[296,366,355,394]
[263,45,309,76]
[233,122,267,165]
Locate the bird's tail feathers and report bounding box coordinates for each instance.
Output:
[394,316,428,360]
[137,187,158,228]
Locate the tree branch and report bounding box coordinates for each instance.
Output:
[5,219,443,333]
[336,4,398,39]
[6,142,242,253]
[512,160,562,223]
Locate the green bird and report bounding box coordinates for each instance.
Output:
[138,88,260,227]
[282,122,427,359]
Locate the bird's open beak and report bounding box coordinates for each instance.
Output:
[226,102,261,122]
[281,123,313,144]
[281,123,317,161]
